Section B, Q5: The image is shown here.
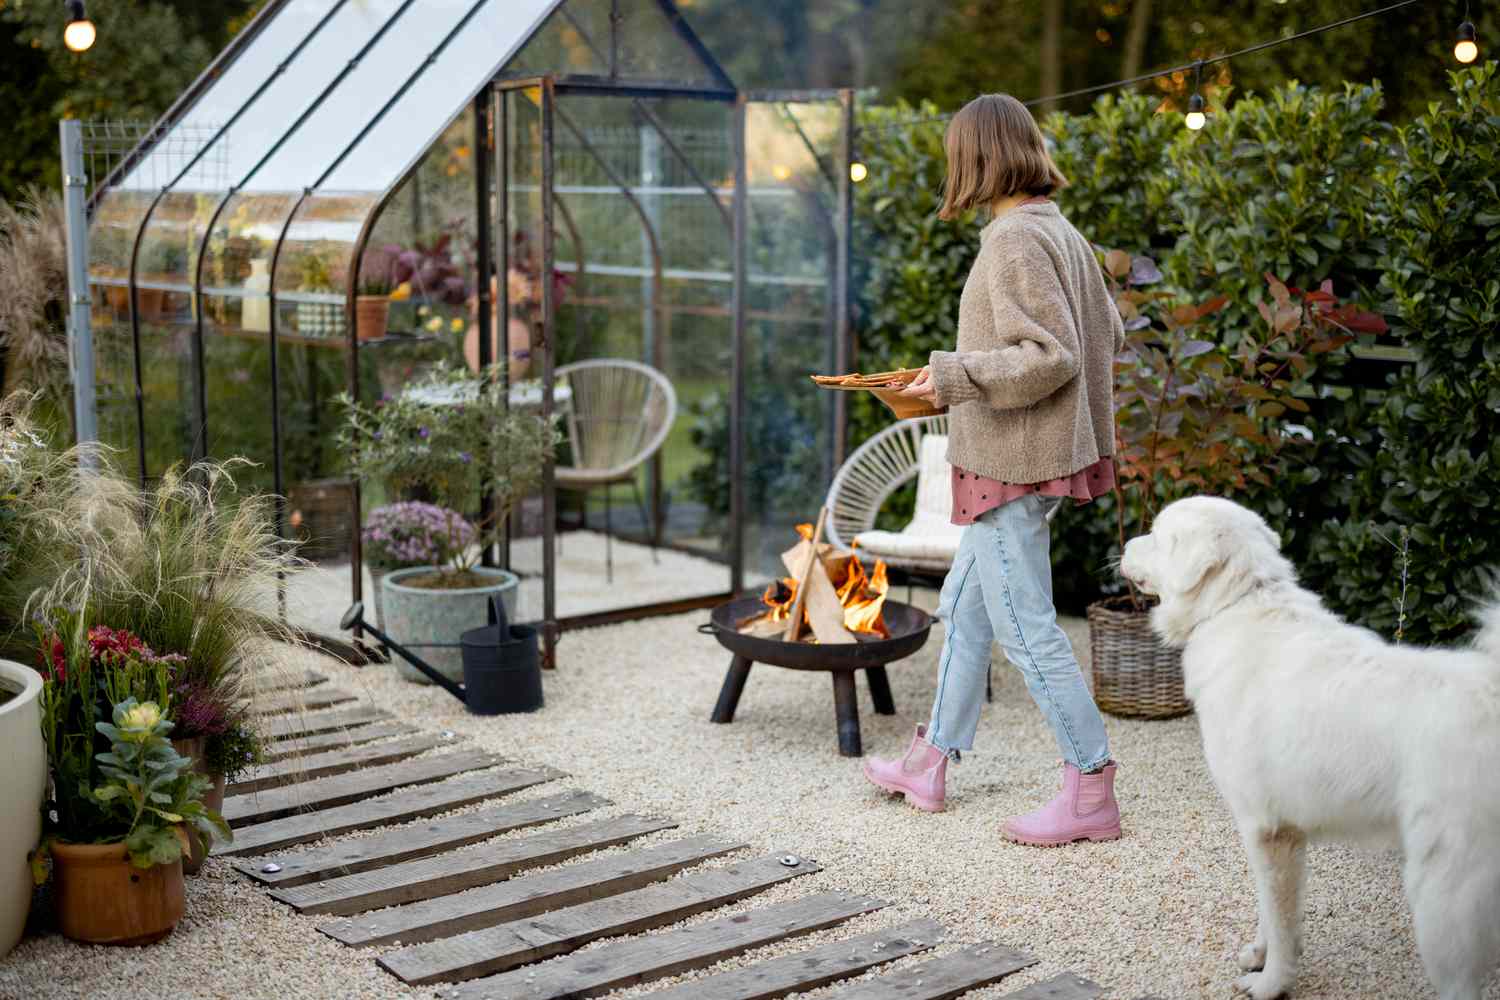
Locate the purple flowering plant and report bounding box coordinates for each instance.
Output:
[363,502,478,571]
[337,362,559,580]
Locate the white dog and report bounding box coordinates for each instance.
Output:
[1120,496,1500,1000]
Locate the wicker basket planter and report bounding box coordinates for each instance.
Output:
[1087,595,1191,719]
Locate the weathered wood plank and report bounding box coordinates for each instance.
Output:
[227,733,453,796]
[258,720,421,763]
[223,750,503,827]
[274,814,684,916]
[642,918,944,1000]
[214,767,564,857]
[382,852,828,986]
[999,973,1103,1000]
[321,834,741,947]
[433,890,885,999]
[819,941,1039,1000]
[261,705,392,742]
[234,790,606,888]
[243,667,328,694]
[245,685,358,717]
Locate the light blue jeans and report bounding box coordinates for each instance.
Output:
[927,493,1111,771]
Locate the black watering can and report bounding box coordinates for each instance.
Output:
[341,596,543,716]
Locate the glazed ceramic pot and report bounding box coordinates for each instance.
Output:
[381,567,519,684]
[0,660,44,958]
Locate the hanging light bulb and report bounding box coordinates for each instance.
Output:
[849,161,868,183]
[1185,93,1207,131]
[1455,20,1479,63]
[63,0,95,52]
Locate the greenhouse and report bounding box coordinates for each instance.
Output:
[84,0,856,656]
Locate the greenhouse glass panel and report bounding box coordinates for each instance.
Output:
[317,0,557,194]
[739,97,844,585]
[199,292,276,497]
[117,0,343,192]
[88,283,140,477]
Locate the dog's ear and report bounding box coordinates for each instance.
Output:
[1167,525,1224,595]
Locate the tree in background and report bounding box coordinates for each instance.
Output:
[0,0,261,197]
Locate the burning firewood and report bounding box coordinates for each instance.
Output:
[737,517,892,643]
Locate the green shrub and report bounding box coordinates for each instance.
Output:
[1295,64,1500,645]
[1156,81,1391,343]
[1044,92,1177,255]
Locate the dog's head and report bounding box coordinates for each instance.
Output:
[1119,496,1294,646]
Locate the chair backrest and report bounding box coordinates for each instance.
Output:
[910,433,954,525]
[555,359,678,477]
[824,414,949,552]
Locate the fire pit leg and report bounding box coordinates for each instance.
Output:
[710,655,754,724]
[865,666,896,715]
[832,672,862,757]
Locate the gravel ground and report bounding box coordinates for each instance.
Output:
[2,592,1492,1000]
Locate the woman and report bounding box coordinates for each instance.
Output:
[863,93,1125,847]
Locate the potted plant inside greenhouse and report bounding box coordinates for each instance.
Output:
[295,249,344,340]
[338,363,558,686]
[356,245,397,342]
[1093,250,1385,717]
[34,616,231,945]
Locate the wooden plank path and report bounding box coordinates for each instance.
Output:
[243,667,328,695]
[259,720,421,763]
[321,834,742,947]
[235,790,607,888]
[641,918,945,1000]
[435,890,885,1000]
[381,852,824,986]
[818,941,1040,1000]
[228,732,452,795]
[274,815,684,916]
[223,699,1119,1000]
[222,749,503,826]
[261,705,392,742]
[215,766,564,857]
[245,685,359,717]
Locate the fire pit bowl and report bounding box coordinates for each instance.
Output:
[700,596,934,757]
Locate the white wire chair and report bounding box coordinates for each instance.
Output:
[554,359,678,582]
[825,414,1061,577]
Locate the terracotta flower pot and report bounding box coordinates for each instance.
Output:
[135,287,166,322]
[170,736,226,876]
[356,295,390,342]
[50,840,184,946]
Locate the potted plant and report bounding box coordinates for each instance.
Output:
[362,501,478,637]
[33,612,231,945]
[1094,250,1385,717]
[295,248,345,340]
[356,246,397,342]
[338,364,558,685]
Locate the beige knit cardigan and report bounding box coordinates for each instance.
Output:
[928,202,1124,484]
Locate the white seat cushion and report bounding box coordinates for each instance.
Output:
[852,434,963,566]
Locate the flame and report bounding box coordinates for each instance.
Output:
[747,528,890,638]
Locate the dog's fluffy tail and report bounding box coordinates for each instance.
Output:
[1474,594,1500,670]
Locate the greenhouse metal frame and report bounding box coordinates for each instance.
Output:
[83,0,854,662]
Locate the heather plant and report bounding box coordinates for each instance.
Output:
[363,501,478,571]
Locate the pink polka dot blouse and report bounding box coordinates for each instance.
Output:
[950,457,1116,526]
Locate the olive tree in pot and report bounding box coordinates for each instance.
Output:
[338,363,558,685]
[1096,249,1386,718]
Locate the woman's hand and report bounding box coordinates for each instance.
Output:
[900,366,937,402]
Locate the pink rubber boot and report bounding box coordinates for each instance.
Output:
[1001,762,1121,847]
[862,724,947,812]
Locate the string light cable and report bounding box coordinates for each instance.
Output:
[856,0,1432,137]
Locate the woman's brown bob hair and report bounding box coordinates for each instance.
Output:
[939,93,1068,220]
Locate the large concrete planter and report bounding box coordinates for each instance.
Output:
[0,659,44,958]
[382,567,519,685]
